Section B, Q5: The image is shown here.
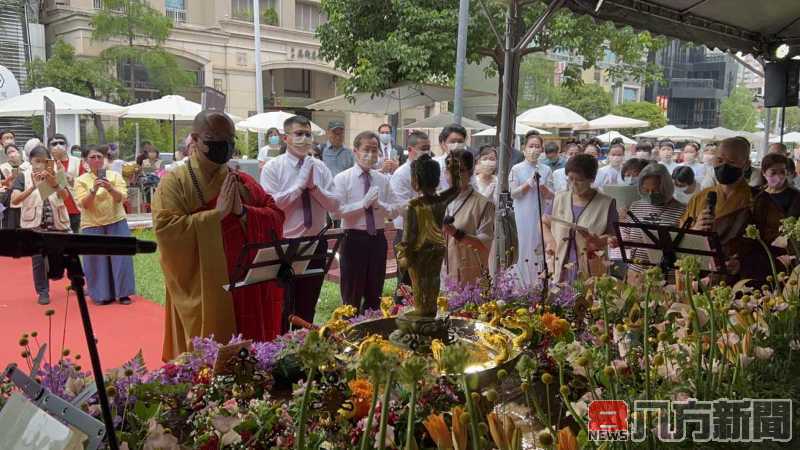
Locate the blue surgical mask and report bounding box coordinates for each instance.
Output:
[268,135,280,146]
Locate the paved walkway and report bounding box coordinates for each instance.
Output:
[0,257,165,373]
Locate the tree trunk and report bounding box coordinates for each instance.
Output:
[93,114,107,144]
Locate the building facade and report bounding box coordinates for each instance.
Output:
[644,40,739,129]
[40,0,390,143]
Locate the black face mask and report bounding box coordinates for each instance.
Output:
[714,163,743,185]
[204,140,234,164]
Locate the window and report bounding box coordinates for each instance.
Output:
[295,1,327,32]
[236,52,247,66]
[214,78,224,92]
[231,0,279,25]
[284,69,311,98]
[623,87,638,103]
[165,0,186,22]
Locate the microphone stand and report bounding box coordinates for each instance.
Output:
[534,171,550,299]
[62,252,119,450]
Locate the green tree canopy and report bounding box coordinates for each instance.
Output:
[91,0,192,101]
[611,101,667,134]
[318,0,664,102]
[720,86,759,132]
[553,83,612,120]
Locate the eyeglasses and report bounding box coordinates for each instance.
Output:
[50,141,66,146]
[292,131,313,138]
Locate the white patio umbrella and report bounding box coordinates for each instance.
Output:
[770,131,800,143]
[595,130,636,145]
[707,126,740,140]
[236,110,324,135]
[473,123,551,136]
[405,112,491,131]
[121,95,240,153]
[516,104,589,129]
[581,114,649,130]
[0,86,124,117]
[634,125,711,141]
[306,82,492,115]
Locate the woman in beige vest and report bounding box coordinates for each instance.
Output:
[544,154,618,283]
[441,149,495,285]
[10,145,71,305]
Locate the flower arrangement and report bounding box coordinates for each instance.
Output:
[2,256,799,449]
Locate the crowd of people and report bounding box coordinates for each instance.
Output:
[3,112,800,361]
[0,131,136,306]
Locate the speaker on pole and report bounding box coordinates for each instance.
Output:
[764,61,800,107]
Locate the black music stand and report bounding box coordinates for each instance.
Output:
[614,222,727,276]
[0,229,157,450]
[224,226,344,330]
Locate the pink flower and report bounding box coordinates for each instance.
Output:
[223,398,238,414]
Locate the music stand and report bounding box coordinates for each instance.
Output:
[224,226,344,329]
[0,229,157,450]
[614,222,727,276]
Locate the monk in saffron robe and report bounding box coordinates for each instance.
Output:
[153,110,285,361]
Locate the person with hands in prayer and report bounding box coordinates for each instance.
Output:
[153,110,285,361]
[260,115,338,330]
[333,131,400,313]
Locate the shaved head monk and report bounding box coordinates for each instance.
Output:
[153,110,285,360]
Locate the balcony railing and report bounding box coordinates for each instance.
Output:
[166,7,186,23]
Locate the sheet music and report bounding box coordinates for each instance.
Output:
[601,184,641,210]
[643,232,713,268]
[239,242,318,286]
[547,215,590,234]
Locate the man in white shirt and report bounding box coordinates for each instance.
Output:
[594,142,624,187]
[333,131,400,313]
[552,141,582,192]
[434,124,468,190]
[260,115,339,329]
[389,130,431,295]
[377,123,401,174]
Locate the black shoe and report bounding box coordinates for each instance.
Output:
[118,296,132,305]
[37,294,50,305]
[93,299,113,306]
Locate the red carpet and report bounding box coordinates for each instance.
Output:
[0,257,165,374]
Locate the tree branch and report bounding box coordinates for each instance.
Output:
[520,46,544,57]
[476,0,504,48]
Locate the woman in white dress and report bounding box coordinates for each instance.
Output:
[510,131,553,288]
[474,145,497,203]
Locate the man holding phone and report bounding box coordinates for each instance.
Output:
[48,134,84,233]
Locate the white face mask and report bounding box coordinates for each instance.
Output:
[479,159,497,173]
[291,134,313,148]
[635,152,650,160]
[608,155,623,167]
[414,150,431,160]
[447,142,466,152]
[357,151,378,168]
[683,152,697,164]
[703,154,715,165]
[379,133,391,145]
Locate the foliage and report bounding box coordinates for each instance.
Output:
[262,7,280,26]
[721,86,760,132]
[764,106,800,134]
[91,0,192,100]
[26,40,127,103]
[318,0,664,101]
[517,55,559,111]
[612,101,668,133]
[553,83,613,120]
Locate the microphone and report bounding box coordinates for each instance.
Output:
[706,191,717,221]
[0,229,157,258]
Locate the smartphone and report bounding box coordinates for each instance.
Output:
[46,160,55,175]
[97,168,107,180]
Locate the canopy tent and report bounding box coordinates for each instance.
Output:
[595,130,636,145]
[770,131,800,143]
[236,111,324,135]
[0,87,124,117]
[580,114,649,130]
[516,104,589,129]
[306,82,492,115]
[473,123,551,136]
[563,0,800,58]
[405,112,491,131]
